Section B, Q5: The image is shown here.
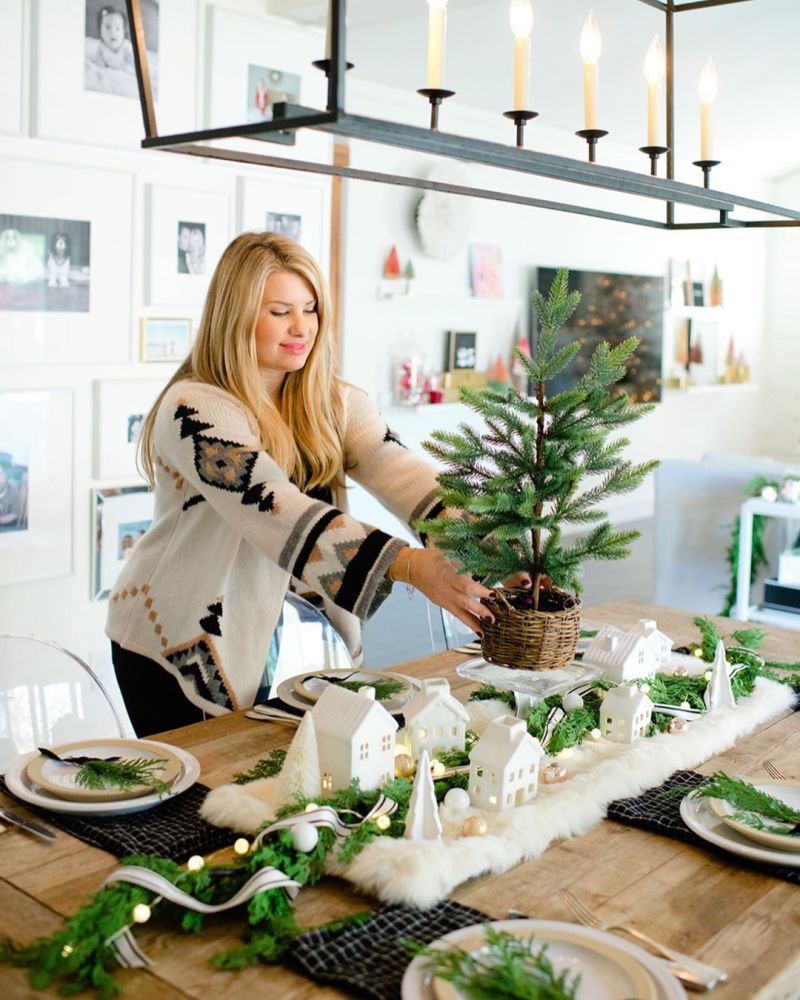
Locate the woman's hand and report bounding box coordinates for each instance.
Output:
[391,547,496,636]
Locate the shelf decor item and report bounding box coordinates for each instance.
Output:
[419,268,658,670]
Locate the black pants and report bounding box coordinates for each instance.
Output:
[111,641,205,737]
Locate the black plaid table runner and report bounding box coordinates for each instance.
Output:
[289,900,489,1000]
[0,778,233,862]
[607,769,800,884]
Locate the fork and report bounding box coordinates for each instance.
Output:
[762,759,788,780]
[559,888,727,990]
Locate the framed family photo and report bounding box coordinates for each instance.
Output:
[92,485,154,600]
[93,379,167,480]
[0,389,73,587]
[0,157,132,364]
[145,185,230,307]
[140,317,192,363]
[33,0,198,148]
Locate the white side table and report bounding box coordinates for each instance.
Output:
[733,497,800,630]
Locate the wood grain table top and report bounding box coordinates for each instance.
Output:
[0,601,798,999]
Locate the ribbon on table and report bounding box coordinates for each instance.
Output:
[252,793,398,850]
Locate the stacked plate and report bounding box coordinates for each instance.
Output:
[5,738,201,817]
[249,668,422,721]
[402,919,686,999]
[681,780,800,868]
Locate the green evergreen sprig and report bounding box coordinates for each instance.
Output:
[233,749,286,784]
[693,772,800,835]
[337,678,406,700]
[409,926,580,1000]
[75,757,171,796]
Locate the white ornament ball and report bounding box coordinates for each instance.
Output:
[761,485,778,503]
[444,787,471,810]
[461,815,488,837]
[562,691,584,712]
[132,903,152,924]
[679,701,691,710]
[291,822,319,854]
[590,728,602,741]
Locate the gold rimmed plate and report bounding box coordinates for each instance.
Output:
[26,739,183,803]
[292,668,417,712]
[708,780,800,853]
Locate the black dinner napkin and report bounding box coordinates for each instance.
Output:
[607,769,800,885]
[0,777,234,862]
[289,900,489,1000]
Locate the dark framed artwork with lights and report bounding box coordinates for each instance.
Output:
[533,268,664,404]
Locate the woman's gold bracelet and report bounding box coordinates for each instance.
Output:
[389,547,415,586]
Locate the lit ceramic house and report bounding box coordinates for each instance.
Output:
[468,716,543,812]
[311,685,397,794]
[582,629,657,683]
[402,677,469,759]
[628,618,672,669]
[600,684,653,743]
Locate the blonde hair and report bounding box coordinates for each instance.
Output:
[139,231,343,492]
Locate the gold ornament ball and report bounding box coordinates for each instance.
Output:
[672,665,689,677]
[543,762,568,784]
[394,753,415,778]
[132,903,152,924]
[461,816,488,837]
[669,718,688,734]
[186,854,205,872]
[233,837,250,856]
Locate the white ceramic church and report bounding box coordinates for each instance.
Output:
[311,685,397,793]
[402,677,469,759]
[468,716,544,812]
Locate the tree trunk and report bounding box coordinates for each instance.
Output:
[531,377,547,611]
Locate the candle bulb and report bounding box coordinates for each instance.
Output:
[698,56,718,161]
[580,10,601,130]
[509,0,533,112]
[644,35,664,147]
[427,0,448,90]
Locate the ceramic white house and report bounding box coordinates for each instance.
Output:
[311,685,397,794]
[402,677,469,759]
[468,716,544,812]
[628,618,672,668]
[583,629,657,683]
[600,684,654,743]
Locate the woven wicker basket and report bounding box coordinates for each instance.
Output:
[480,587,582,670]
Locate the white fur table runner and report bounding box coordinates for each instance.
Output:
[201,678,793,909]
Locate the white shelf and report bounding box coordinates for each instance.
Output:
[377,291,523,307]
[746,605,800,632]
[662,382,759,395]
[742,497,800,519]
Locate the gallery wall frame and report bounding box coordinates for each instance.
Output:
[91,484,154,600]
[145,184,230,307]
[93,378,167,481]
[0,0,25,137]
[33,0,197,149]
[0,157,133,364]
[0,388,73,587]
[140,316,192,363]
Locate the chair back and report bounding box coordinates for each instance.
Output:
[0,633,126,772]
[267,593,354,696]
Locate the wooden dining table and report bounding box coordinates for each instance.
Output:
[0,600,798,999]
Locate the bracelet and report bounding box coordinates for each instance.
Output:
[389,547,415,587]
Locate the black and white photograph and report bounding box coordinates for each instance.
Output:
[0,214,91,312]
[177,221,206,275]
[266,211,302,241]
[246,64,300,123]
[84,0,159,100]
[126,414,144,444]
[0,447,28,534]
[444,330,478,371]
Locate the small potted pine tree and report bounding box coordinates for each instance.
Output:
[418,268,659,670]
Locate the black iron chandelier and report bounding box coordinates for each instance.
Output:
[124,0,799,231]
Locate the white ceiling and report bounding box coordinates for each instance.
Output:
[268,0,800,183]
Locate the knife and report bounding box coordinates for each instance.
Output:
[0,807,56,843]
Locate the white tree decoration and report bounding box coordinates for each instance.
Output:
[707,640,735,712]
[404,749,443,841]
[276,712,321,803]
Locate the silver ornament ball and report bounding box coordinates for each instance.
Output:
[444,787,471,810]
[562,691,584,712]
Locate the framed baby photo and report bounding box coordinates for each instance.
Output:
[140,317,192,363]
[0,389,73,587]
[33,0,198,149]
[444,331,478,372]
[91,484,154,600]
[93,378,166,480]
[145,185,231,307]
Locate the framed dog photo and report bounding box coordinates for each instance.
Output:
[140,317,192,363]
[444,331,478,372]
[91,485,154,600]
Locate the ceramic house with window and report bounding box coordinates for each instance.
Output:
[582,628,657,683]
[600,684,653,743]
[468,716,544,812]
[402,677,469,759]
[628,618,672,668]
[311,685,397,794]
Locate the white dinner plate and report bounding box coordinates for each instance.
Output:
[5,740,200,817]
[276,673,420,716]
[293,668,416,714]
[401,919,686,1000]
[680,791,800,868]
[709,780,800,853]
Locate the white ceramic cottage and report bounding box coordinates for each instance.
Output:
[402,677,469,759]
[468,716,544,812]
[311,685,397,794]
[583,628,657,683]
[628,618,672,668]
[600,684,653,743]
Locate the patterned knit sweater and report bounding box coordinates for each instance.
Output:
[105,380,443,715]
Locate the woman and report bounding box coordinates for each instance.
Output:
[107,232,495,736]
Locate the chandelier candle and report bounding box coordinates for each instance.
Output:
[699,56,718,161]
[644,35,664,147]
[580,10,601,130]
[427,0,448,90]
[510,0,533,111]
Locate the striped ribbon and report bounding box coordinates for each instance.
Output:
[252,793,398,850]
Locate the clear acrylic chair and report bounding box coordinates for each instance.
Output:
[425,600,481,652]
[0,633,128,772]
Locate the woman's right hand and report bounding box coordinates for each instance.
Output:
[391,547,495,636]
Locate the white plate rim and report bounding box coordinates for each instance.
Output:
[401,918,686,1000]
[680,792,800,868]
[276,672,420,715]
[708,780,800,853]
[5,740,200,817]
